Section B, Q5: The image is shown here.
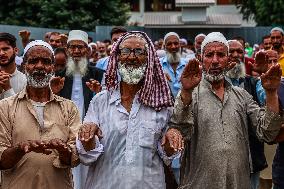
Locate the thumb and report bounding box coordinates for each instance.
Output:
[161,135,166,146]
[97,128,103,139]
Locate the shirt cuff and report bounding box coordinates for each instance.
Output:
[157,141,180,166]
[76,136,104,165]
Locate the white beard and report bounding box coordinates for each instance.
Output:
[26,70,54,88]
[66,57,88,77]
[166,51,181,65]
[118,62,146,85]
[203,69,226,82]
[226,62,246,79]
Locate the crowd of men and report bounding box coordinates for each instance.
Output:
[0,25,283,189]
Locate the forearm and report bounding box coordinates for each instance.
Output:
[0,147,25,169]
[266,90,279,113]
[180,88,193,106]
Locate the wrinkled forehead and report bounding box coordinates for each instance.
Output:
[229,41,243,50]
[203,42,228,54]
[25,46,53,59]
[119,36,147,49]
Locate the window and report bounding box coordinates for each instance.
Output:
[217,0,235,4]
[123,0,140,12]
[145,0,181,11]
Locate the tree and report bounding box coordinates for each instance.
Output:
[235,0,284,26]
[0,0,130,30]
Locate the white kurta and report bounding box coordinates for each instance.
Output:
[76,87,174,189]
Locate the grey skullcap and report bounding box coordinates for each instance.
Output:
[201,32,229,56]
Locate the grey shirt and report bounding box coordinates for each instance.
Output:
[169,79,282,189]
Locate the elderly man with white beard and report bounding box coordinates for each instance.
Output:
[160,32,189,98]
[0,40,81,189]
[167,32,283,189]
[53,30,104,189]
[75,31,183,189]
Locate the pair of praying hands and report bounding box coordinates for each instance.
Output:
[50,77,102,94]
[15,138,71,156]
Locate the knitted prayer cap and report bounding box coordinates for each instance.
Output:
[23,40,54,57]
[201,32,229,56]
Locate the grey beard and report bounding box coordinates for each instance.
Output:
[26,70,54,88]
[166,51,181,64]
[66,57,88,77]
[226,62,246,79]
[118,61,146,85]
[203,69,226,82]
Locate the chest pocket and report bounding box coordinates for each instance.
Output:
[138,121,163,150]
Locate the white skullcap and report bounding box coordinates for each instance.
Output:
[195,33,206,41]
[67,30,88,45]
[88,42,97,47]
[23,40,54,57]
[164,32,180,42]
[201,32,229,56]
[228,39,243,48]
[270,27,284,35]
[180,38,188,45]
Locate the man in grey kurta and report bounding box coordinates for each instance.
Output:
[167,32,283,189]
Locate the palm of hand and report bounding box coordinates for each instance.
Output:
[50,77,65,94]
[261,64,282,91]
[181,59,202,91]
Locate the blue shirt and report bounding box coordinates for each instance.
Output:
[96,56,109,71]
[160,56,187,98]
[256,79,266,107]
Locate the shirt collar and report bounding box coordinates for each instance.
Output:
[202,77,232,91]
[109,85,121,105]
[18,86,63,102]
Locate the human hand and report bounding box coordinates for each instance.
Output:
[86,79,102,93]
[161,128,184,156]
[79,123,103,151]
[181,59,202,92]
[18,30,31,41]
[261,63,282,92]
[16,140,51,155]
[0,71,11,91]
[46,138,71,155]
[50,76,65,94]
[253,51,269,74]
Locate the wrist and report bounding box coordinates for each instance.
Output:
[3,85,11,91]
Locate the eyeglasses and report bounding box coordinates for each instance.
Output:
[67,45,87,51]
[119,48,146,57]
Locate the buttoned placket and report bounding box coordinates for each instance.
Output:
[115,95,141,165]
